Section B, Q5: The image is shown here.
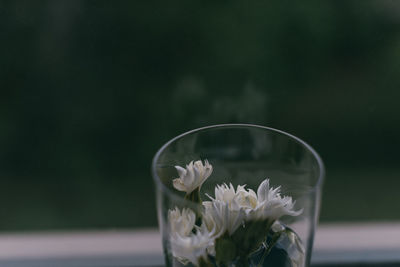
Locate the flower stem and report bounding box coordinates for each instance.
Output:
[256,230,283,267]
[185,187,201,203]
[236,257,250,267]
[198,256,214,267]
[185,187,203,227]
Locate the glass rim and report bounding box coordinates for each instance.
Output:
[151,123,325,200]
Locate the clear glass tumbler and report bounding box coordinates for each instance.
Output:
[152,124,324,267]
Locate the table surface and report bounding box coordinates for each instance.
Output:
[0,222,399,266]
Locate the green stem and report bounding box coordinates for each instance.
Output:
[185,187,203,228]
[198,256,214,267]
[184,187,201,203]
[236,257,250,267]
[256,230,283,267]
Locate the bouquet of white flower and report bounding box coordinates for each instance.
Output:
[168,160,305,267]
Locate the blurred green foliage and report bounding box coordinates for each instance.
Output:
[0,0,399,230]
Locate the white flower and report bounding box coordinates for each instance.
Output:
[168,207,196,237]
[170,226,214,265]
[214,183,258,211]
[202,183,253,237]
[203,179,302,238]
[173,160,213,194]
[168,207,214,265]
[250,179,303,221]
[202,199,246,237]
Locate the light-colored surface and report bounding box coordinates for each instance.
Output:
[0,223,399,265]
[0,230,161,259]
[312,222,400,264]
[315,222,400,250]
[0,229,163,266]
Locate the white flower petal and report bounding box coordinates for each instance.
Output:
[168,207,196,237]
[252,180,303,221]
[172,178,186,192]
[257,178,270,203]
[175,166,187,178]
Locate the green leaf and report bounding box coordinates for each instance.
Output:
[231,219,272,256]
[215,234,237,265]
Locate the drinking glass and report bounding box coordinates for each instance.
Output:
[152,124,324,267]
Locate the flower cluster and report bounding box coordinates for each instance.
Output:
[168,159,302,266]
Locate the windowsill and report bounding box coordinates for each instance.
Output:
[0,222,399,266]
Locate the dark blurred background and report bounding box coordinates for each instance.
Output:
[0,0,399,231]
